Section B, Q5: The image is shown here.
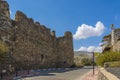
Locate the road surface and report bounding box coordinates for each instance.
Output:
[22,68,92,80]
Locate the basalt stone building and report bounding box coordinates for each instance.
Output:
[0,0,74,69]
[101,24,120,52]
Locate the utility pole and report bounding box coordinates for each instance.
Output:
[0,63,3,80]
[93,52,95,75]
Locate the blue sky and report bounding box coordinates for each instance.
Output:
[7,0,120,52]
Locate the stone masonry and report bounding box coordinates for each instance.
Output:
[0,0,74,70]
[101,24,120,52]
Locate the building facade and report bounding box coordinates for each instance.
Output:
[102,25,120,52]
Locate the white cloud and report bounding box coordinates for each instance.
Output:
[78,46,87,51]
[77,46,102,53]
[73,21,105,40]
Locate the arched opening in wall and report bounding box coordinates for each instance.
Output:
[13,33,16,41]
[64,61,66,64]
[41,54,44,62]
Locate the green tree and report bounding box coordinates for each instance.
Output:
[81,58,93,66]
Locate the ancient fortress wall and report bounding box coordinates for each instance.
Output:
[0,0,74,69]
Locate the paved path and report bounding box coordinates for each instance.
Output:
[81,68,98,80]
[22,68,92,80]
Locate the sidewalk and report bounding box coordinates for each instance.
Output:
[80,69,99,80]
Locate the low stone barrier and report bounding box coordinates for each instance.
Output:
[98,68,120,80]
[106,68,120,79]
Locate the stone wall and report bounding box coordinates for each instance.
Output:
[102,28,120,52]
[113,40,120,52]
[98,68,119,80]
[98,71,109,80]
[0,0,74,69]
[57,32,74,67]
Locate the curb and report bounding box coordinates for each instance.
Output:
[99,68,120,80]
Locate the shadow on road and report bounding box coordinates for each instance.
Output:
[3,66,94,79]
[22,67,93,78]
[22,68,82,78]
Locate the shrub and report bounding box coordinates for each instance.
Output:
[106,61,120,67]
[96,52,120,66]
[81,58,93,66]
[75,62,84,67]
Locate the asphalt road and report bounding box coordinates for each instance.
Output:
[22,68,92,80]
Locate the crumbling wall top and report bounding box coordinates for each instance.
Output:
[15,11,28,21]
[64,31,72,37]
[51,30,56,37]
[0,0,10,18]
[35,22,41,26]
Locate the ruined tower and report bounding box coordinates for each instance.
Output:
[57,31,74,67]
[0,0,10,18]
[0,0,12,43]
[0,0,12,30]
